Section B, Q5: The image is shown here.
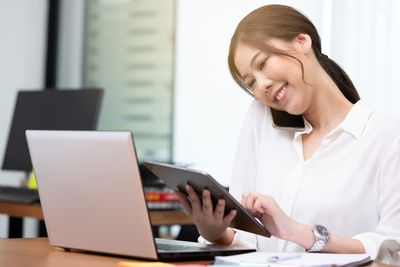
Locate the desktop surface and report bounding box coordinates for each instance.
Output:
[0,238,211,267]
[0,238,397,267]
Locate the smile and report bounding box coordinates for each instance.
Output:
[275,83,288,102]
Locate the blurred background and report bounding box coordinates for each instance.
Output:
[1,0,399,238]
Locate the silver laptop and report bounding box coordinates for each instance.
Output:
[25,130,254,260]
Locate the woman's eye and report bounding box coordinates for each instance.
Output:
[258,59,267,70]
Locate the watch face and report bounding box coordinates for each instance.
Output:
[315,225,330,239]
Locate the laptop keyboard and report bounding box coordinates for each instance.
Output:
[156,243,211,251]
[0,185,40,204]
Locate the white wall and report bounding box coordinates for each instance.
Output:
[0,0,48,184]
[0,0,48,237]
[330,0,400,116]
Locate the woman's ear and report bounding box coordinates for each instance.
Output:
[294,33,312,55]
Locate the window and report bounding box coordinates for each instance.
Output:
[83,0,175,162]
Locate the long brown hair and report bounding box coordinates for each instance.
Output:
[228,4,360,104]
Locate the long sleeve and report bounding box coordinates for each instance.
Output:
[353,135,400,264]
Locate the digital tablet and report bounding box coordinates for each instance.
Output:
[144,161,271,238]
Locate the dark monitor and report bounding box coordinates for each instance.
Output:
[2,89,103,171]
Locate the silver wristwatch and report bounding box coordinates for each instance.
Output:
[308,224,330,252]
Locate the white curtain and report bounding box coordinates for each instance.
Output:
[329,0,400,116]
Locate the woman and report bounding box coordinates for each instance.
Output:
[176,4,400,263]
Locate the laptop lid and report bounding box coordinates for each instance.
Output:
[25,130,255,260]
[26,130,158,259]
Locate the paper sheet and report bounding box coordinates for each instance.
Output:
[214,251,371,266]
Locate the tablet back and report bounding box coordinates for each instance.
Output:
[144,161,271,238]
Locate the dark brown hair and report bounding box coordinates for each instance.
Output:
[228,4,360,104]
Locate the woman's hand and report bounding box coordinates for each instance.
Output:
[175,184,237,244]
[241,192,366,253]
[241,192,297,241]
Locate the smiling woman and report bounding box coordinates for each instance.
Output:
[174,4,400,265]
[227,5,359,105]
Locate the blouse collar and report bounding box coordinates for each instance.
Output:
[293,100,372,141]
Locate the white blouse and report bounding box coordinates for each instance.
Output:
[227,100,400,264]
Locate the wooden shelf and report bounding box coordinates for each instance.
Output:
[0,202,192,226]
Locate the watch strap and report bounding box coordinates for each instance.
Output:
[309,239,325,252]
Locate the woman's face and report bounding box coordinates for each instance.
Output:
[234,39,314,115]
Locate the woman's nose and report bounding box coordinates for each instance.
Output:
[255,74,273,94]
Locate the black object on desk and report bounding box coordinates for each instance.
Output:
[0,186,39,204]
[2,89,103,172]
[1,89,103,237]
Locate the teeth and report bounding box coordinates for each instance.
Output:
[276,86,287,101]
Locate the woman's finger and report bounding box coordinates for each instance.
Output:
[223,209,237,226]
[202,189,213,218]
[185,184,202,215]
[256,195,276,214]
[175,191,193,216]
[245,207,260,217]
[253,197,265,210]
[214,198,226,219]
[245,193,257,209]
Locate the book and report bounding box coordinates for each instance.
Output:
[119,262,174,267]
[214,251,371,267]
[144,188,182,210]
